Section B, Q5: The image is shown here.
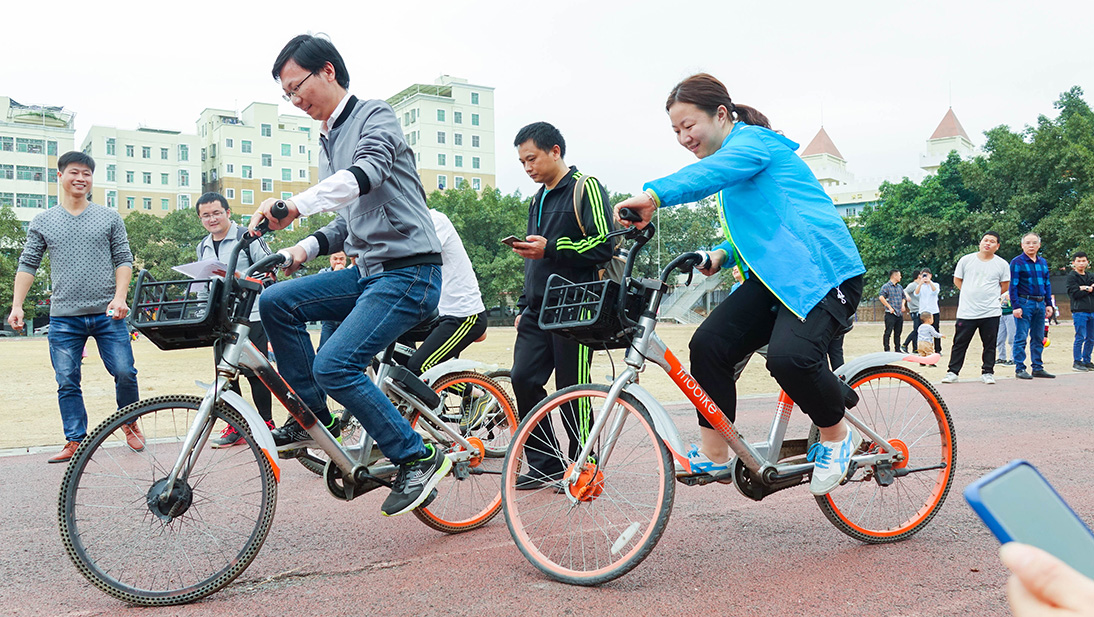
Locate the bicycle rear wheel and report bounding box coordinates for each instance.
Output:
[58,395,278,606]
[812,365,956,543]
[502,384,674,585]
[413,371,518,533]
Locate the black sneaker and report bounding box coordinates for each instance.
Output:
[1016,370,1033,380]
[1086,362,1094,370]
[381,444,452,517]
[515,468,566,490]
[1031,370,1056,379]
[272,415,341,448]
[1074,362,1090,372]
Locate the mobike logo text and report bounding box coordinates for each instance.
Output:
[673,365,721,420]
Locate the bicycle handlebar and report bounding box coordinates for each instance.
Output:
[218,200,292,322]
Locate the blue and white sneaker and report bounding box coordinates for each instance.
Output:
[807,426,863,496]
[686,445,731,479]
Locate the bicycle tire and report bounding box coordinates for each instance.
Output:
[811,365,956,543]
[413,371,518,533]
[502,384,674,585]
[298,410,362,476]
[58,395,278,606]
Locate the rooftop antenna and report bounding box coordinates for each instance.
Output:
[948,82,952,108]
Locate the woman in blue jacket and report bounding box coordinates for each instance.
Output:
[614,73,866,495]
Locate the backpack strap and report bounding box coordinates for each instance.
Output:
[572,172,595,237]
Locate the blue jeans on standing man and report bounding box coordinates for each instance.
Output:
[259,264,441,464]
[48,313,140,443]
[1012,297,1047,373]
[1074,311,1094,365]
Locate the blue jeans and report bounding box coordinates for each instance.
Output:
[48,314,140,442]
[1074,312,1094,364]
[259,264,441,464]
[1012,297,1046,372]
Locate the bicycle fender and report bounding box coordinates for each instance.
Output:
[196,380,281,481]
[419,359,501,386]
[834,351,934,381]
[622,383,691,473]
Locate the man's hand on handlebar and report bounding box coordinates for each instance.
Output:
[278,245,308,276]
[613,193,656,228]
[250,198,299,232]
[697,250,724,276]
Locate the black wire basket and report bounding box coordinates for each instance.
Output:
[130,272,224,350]
[538,274,649,349]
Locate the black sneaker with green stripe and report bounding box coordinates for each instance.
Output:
[271,415,341,448]
[381,444,452,517]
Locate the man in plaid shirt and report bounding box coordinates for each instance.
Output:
[1009,232,1055,379]
[878,269,906,352]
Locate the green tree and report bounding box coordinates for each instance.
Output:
[0,206,49,321]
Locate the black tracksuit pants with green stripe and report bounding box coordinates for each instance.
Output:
[399,311,488,375]
[511,311,593,476]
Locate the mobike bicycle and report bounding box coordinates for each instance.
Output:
[57,206,517,606]
[500,208,956,585]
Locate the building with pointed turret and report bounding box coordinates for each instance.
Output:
[800,127,881,219]
[920,107,975,174]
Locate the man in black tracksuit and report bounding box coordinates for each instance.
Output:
[510,122,614,489]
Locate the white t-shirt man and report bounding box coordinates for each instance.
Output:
[953,253,1011,319]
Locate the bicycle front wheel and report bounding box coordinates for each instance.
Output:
[413,371,518,533]
[502,384,674,585]
[58,395,278,606]
[813,365,956,543]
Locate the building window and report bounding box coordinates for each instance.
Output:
[471,92,479,105]
[411,109,418,122]
[471,114,479,126]
[281,192,292,200]
[472,178,481,191]
[143,172,152,184]
[106,138,115,155]
[105,165,116,182]
[0,165,12,180]
[282,168,291,182]
[142,146,151,159]
[126,197,134,209]
[0,192,12,207]
[472,135,480,148]
[299,145,306,154]
[143,198,152,210]
[126,145,134,157]
[437,175,447,190]
[404,112,410,125]
[454,111,462,124]
[211,169,218,181]
[454,176,464,188]
[48,168,58,183]
[226,138,233,148]
[261,178,272,192]
[226,188,235,199]
[15,138,43,154]
[299,169,307,179]
[160,147,168,160]
[179,144,189,161]
[454,133,463,146]
[179,170,189,187]
[241,190,254,205]
[472,157,480,169]
[16,193,45,208]
[281,144,290,156]
[178,194,190,209]
[161,198,170,211]
[226,164,234,173]
[242,165,252,179]
[437,109,445,122]
[437,131,445,145]
[261,154,272,167]
[455,155,463,167]
[48,141,57,156]
[261,124,271,137]
[16,166,45,181]
[161,172,169,185]
[106,191,116,208]
[242,140,252,153]
[408,132,416,146]
[438,154,446,166]
[126,171,134,183]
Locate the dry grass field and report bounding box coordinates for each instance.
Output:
[1,320,1079,450]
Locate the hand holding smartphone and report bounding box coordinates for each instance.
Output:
[501,235,521,248]
[965,460,1094,578]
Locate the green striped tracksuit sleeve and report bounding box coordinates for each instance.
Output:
[545,176,614,267]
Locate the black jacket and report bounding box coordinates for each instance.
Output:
[1067,270,1094,313]
[518,166,614,314]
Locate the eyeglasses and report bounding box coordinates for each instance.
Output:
[282,72,316,102]
[199,210,226,220]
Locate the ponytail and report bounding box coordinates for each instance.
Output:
[666,73,771,129]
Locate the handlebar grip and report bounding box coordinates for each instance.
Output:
[618,207,642,223]
[270,200,290,222]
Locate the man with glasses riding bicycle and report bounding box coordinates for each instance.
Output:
[249,34,448,517]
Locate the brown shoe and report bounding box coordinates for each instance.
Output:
[121,422,146,452]
[48,441,80,464]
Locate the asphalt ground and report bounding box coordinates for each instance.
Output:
[2,368,1092,616]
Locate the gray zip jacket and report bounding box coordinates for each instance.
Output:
[311,96,441,276]
[196,221,272,321]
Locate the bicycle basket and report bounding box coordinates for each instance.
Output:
[130,272,224,350]
[538,274,644,348]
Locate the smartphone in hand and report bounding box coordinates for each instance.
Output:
[965,460,1094,578]
[501,235,521,248]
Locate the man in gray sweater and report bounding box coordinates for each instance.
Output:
[7,151,142,463]
[249,34,446,517]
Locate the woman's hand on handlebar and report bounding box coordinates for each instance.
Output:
[250,198,299,232]
[697,250,724,276]
[613,193,656,228]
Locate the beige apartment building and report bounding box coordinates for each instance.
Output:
[387,76,495,193]
[0,96,76,230]
[81,126,201,218]
[196,103,320,215]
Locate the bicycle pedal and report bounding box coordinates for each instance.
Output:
[278,447,306,459]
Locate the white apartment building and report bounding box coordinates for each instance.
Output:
[387,75,495,193]
[81,126,201,218]
[196,103,320,214]
[0,96,76,230]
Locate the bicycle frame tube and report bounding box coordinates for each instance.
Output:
[567,367,638,485]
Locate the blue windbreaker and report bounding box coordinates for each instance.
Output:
[644,122,865,319]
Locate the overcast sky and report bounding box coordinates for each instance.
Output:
[6,0,1092,197]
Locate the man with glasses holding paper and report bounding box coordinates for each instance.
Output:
[248,34,447,518]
